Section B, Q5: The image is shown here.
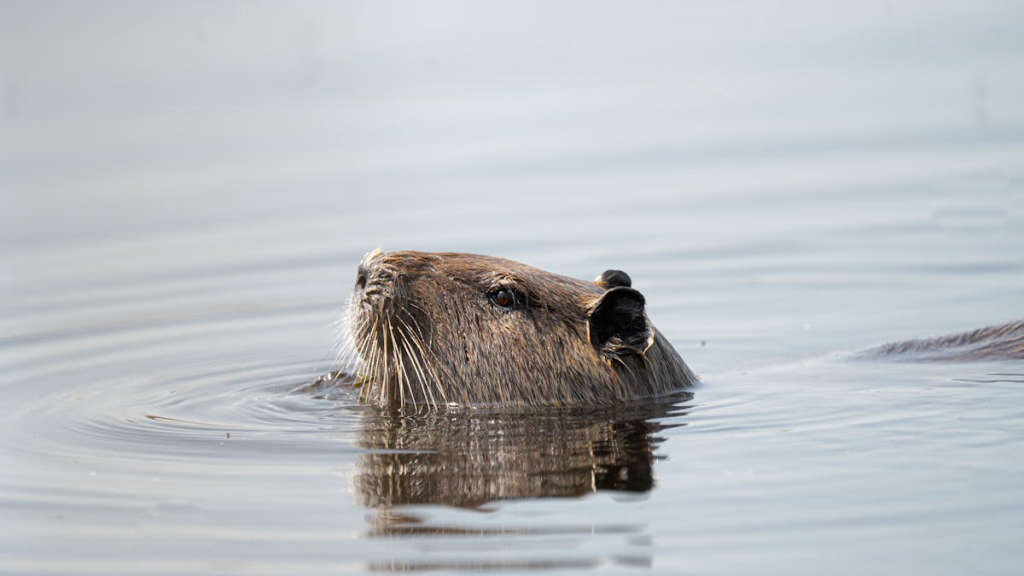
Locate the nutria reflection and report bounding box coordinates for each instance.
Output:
[353,394,690,512]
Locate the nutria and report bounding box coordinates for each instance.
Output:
[341,250,698,408]
[866,319,1024,361]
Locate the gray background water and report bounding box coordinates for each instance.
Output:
[2,1,1024,574]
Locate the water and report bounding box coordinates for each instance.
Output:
[2,1,1024,573]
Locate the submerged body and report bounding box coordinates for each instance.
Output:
[345,250,698,408]
[868,320,1024,361]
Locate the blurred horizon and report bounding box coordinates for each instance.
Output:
[4,1,1024,248]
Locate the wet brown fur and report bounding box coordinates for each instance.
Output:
[346,250,697,408]
[869,320,1024,361]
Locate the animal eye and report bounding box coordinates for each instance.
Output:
[494,289,515,308]
[489,286,516,309]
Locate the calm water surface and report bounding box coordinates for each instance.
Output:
[3,2,1024,574]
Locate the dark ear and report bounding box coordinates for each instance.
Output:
[595,269,632,288]
[588,287,654,356]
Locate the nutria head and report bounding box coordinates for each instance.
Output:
[345,250,696,408]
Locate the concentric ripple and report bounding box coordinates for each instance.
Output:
[1,245,705,575]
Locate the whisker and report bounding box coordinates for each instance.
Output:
[396,315,446,405]
[380,317,391,406]
[362,317,381,403]
[389,320,407,407]
[397,326,434,407]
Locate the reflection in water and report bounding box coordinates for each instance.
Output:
[349,392,692,571]
[352,391,691,536]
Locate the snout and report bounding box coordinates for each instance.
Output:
[354,249,387,300]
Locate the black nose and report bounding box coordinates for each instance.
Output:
[355,265,368,291]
